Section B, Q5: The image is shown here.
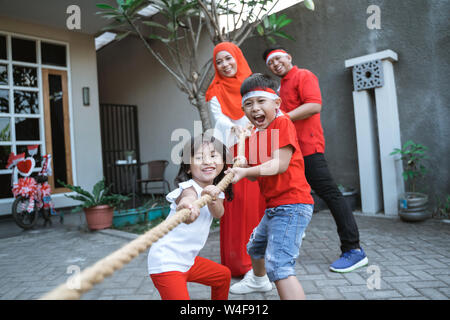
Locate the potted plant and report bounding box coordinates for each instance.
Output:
[59,179,130,230]
[390,140,429,222]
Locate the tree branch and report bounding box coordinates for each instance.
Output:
[198,0,224,42]
[124,13,189,92]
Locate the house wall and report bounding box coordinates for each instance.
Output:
[97,34,213,190]
[96,0,449,213]
[0,17,103,214]
[241,0,450,208]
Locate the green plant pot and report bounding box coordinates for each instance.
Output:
[113,208,147,227]
[146,205,170,221]
[113,205,170,228]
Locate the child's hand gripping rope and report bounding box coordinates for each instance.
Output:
[40,129,250,300]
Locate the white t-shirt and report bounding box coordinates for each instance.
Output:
[209,96,250,147]
[147,179,225,274]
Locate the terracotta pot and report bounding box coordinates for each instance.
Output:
[83,205,114,230]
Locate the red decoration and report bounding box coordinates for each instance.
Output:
[6,152,25,169]
[16,157,35,176]
[27,145,39,156]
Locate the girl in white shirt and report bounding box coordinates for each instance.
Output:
[148,134,232,300]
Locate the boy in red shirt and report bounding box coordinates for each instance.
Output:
[263,46,368,273]
[226,73,313,300]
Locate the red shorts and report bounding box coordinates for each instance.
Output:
[150,256,231,300]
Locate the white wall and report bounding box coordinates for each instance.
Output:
[97,35,213,189]
[0,17,103,214]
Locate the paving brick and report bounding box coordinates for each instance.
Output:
[382,275,419,283]
[343,272,367,285]
[362,290,403,300]
[320,287,344,299]
[417,288,448,300]
[1,210,450,300]
[341,292,365,300]
[338,285,369,294]
[306,293,325,300]
[389,282,421,297]
[409,280,448,289]
[315,279,350,288]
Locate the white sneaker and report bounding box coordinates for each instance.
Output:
[302,231,306,239]
[229,269,273,294]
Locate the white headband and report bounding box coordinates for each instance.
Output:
[242,90,279,105]
[265,51,289,65]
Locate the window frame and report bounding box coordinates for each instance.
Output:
[0,31,75,202]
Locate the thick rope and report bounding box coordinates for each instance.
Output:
[40,132,247,300]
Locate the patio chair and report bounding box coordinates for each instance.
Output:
[137,160,170,197]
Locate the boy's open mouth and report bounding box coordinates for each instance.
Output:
[253,114,266,125]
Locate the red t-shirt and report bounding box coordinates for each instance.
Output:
[279,66,325,157]
[232,114,313,208]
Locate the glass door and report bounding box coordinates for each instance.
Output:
[42,69,73,193]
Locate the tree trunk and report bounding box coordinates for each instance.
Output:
[195,98,212,132]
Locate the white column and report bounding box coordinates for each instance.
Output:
[345,50,404,216]
[374,60,405,215]
[352,90,383,214]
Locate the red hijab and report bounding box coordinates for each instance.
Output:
[205,42,252,120]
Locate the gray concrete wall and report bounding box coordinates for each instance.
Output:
[97,34,213,188]
[241,0,450,208]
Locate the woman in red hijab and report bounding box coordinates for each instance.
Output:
[205,42,268,284]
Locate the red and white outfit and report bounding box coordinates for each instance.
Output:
[206,42,266,277]
[279,65,324,156]
[234,111,314,207]
[148,179,231,300]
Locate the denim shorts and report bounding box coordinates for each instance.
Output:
[246,203,313,282]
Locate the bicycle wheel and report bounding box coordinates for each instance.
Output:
[41,208,52,226]
[12,196,38,230]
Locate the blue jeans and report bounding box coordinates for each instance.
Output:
[246,203,313,282]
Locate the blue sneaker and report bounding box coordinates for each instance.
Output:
[329,248,369,273]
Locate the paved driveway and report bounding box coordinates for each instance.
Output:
[0,211,449,300]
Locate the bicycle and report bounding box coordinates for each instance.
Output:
[6,147,63,230]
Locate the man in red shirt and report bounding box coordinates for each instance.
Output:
[263,46,368,273]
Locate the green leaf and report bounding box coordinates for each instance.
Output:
[263,16,269,29]
[96,3,117,11]
[64,194,92,203]
[115,31,131,41]
[267,36,276,45]
[92,179,105,202]
[273,31,295,41]
[304,0,315,11]
[256,24,264,36]
[142,21,167,29]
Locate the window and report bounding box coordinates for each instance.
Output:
[41,42,67,67]
[0,32,72,199]
[11,37,36,63]
[0,35,7,60]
